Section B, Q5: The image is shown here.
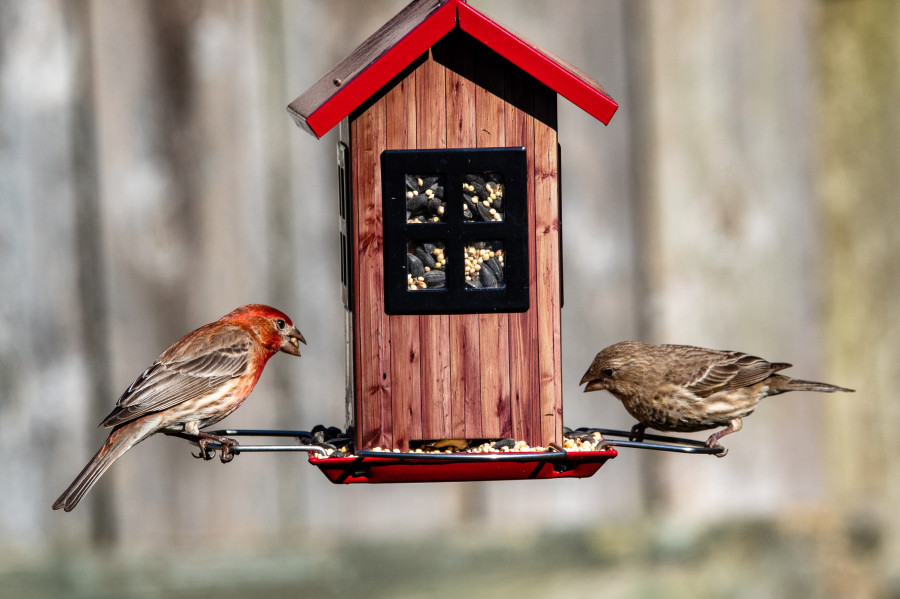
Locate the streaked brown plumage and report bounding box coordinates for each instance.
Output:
[52,304,306,512]
[580,341,853,454]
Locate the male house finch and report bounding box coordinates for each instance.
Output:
[52,304,305,512]
[580,341,853,453]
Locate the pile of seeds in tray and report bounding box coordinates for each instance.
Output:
[297,425,355,458]
[453,439,549,453]
[562,428,606,452]
[463,173,504,222]
[302,426,606,457]
[406,175,445,223]
[407,241,447,290]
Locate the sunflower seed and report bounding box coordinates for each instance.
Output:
[464,173,485,187]
[416,248,436,269]
[479,264,499,288]
[407,195,427,213]
[475,202,493,221]
[424,270,446,288]
[484,256,503,282]
[407,254,424,278]
[492,438,516,450]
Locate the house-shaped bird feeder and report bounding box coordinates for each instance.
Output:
[265,0,705,484]
[206,0,725,482]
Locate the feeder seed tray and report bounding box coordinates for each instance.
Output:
[201,427,722,485]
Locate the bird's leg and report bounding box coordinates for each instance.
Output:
[166,430,238,462]
[163,431,213,459]
[194,432,239,463]
[193,436,216,461]
[629,423,647,442]
[704,418,742,458]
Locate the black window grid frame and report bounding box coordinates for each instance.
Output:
[381,147,529,315]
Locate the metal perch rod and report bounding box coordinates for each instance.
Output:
[580,428,725,455]
[204,429,330,456]
[197,428,724,456]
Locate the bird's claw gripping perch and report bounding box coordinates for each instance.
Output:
[629,423,646,442]
[706,441,728,458]
[192,434,238,463]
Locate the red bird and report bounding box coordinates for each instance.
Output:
[52,304,305,512]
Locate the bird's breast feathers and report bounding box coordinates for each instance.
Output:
[618,384,763,432]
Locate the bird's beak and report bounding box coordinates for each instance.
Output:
[582,379,606,392]
[580,370,604,392]
[280,326,307,357]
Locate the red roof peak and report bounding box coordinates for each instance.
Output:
[288,0,618,138]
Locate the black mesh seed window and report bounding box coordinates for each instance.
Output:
[382,147,528,315]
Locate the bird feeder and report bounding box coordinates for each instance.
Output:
[239,0,723,483]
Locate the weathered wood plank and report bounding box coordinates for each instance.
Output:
[420,311,452,438]
[386,73,421,451]
[445,44,482,439]
[389,313,421,450]
[415,52,448,150]
[533,85,562,447]
[475,52,510,439]
[353,93,392,449]
[416,53,452,440]
[505,69,540,447]
[819,1,900,539]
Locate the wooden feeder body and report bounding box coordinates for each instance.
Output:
[289,0,617,454]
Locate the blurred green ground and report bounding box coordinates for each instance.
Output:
[2,515,892,599]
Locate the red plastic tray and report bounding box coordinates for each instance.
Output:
[308,448,617,484]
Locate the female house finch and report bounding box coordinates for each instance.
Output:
[580,341,853,453]
[52,304,305,512]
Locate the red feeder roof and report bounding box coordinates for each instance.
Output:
[289,0,618,138]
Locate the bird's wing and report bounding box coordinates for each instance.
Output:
[100,326,252,427]
[663,345,789,398]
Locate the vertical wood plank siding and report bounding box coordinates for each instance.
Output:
[444,42,482,441]
[505,60,541,446]
[533,87,562,446]
[353,94,391,449]
[475,46,511,440]
[415,54,453,440]
[386,75,422,450]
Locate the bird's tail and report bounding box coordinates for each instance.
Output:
[771,374,854,394]
[52,419,153,512]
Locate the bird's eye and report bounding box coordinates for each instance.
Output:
[275,318,286,329]
[602,368,614,377]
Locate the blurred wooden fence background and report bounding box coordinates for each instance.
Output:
[1,0,898,588]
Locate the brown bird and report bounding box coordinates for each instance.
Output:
[52,304,305,512]
[580,341,853,454]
